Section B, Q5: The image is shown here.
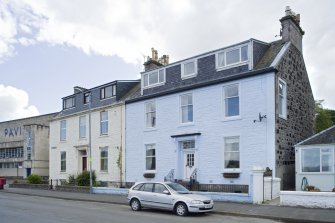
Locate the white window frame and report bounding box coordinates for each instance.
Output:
[216,44,249,70]
[79,116,86,138]
[145,101,156,128]
[181,59,197,79]
[300,147,334,174]
[223,136,241,173]
[63,97,75,110]
[142,69,165,89]
[100,111,108,135]
[100,146,108,172]
[100,85,116,100]
[145,144,156,172]
[60,151,66,172]
[60,120,67,141]
[278,78,287,119]
[222,83,241,120]
[180,93,194,124]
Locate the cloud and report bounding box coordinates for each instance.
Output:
[0,85,39,122]
[1,0,335,108]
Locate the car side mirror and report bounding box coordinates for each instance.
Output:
[163,190,170,195]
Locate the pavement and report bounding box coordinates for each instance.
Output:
[1,187,335,223]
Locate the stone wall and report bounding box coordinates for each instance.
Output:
[275,44,315,189]
[9,183,50,190]
[280,191,335,208]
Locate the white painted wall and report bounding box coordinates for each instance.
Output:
[49,104,124,184]
[125,72,276,185]
[295,145,335,191]
[280,191,335,208]
[264,177,281,200]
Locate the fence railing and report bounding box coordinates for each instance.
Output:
[50,179,248,193]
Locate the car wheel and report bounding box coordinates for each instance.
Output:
[175,202,188,216]
[130,198,141,211]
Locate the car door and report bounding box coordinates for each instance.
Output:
[139,183,154,207]
[152,183,174,210]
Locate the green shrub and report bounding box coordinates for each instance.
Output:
[27,174,41,184]
[76,170,96,186]
[68,174,76,185]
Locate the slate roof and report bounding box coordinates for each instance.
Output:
[126,39,286,104]
[255,40,285,69]
[297,125,335,146]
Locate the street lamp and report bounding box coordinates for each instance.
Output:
[74,86,93,194]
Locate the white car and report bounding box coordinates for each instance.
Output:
[127,182,214,216]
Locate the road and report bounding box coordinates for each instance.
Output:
[0,192,284,223]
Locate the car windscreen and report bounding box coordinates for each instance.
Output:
[166,183,190,194]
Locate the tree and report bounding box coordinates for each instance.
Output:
[314,100,334,133]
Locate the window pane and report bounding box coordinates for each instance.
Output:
[154,184,167,193]
[142,183,154,192]
[184,61,195,76]
[159,70,164,83]
[149,72,158,85]
[144,74,149,87]
[241,46,248,61]
[105,85,113,98]
[302,149,320,172]
[224,152,240,168]
[146,157,156,170]
[218,52,225,67]
[225,85,238,97]
[226,49,240,65]
[321,149,333,172]
[146,147,155,156]
[226,97,239,116]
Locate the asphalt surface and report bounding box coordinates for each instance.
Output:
[1,187,335,223]
[0,192,283,223]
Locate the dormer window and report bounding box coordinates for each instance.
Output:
[181,59,197,79]
[217,44,249,69]
[100,85,116,99]
[143,69,165,88]
[63,97,75,109]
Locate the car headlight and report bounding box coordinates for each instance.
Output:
[190,200,203,204]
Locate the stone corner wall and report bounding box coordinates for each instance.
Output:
[275,44,315,190]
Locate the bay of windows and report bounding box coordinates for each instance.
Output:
[63,97,75,109]
[180,94,193,123]
[143,69,165,88]
[217,45,248,69]
[301,148,333,173]
[101,85,116,99]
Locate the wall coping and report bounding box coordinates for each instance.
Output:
[280,191,335,197]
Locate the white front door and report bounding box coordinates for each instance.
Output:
[184,152,195,180]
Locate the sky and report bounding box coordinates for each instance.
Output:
[0,0,334,122]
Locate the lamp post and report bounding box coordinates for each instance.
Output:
[74,86,93,194]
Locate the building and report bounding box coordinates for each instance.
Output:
[49,80,139,186]
[0,113,57,179]
[295,125,335,192]
[125,7,314,190]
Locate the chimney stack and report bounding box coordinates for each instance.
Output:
[144,47,169,72]
[280,6,305,52]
